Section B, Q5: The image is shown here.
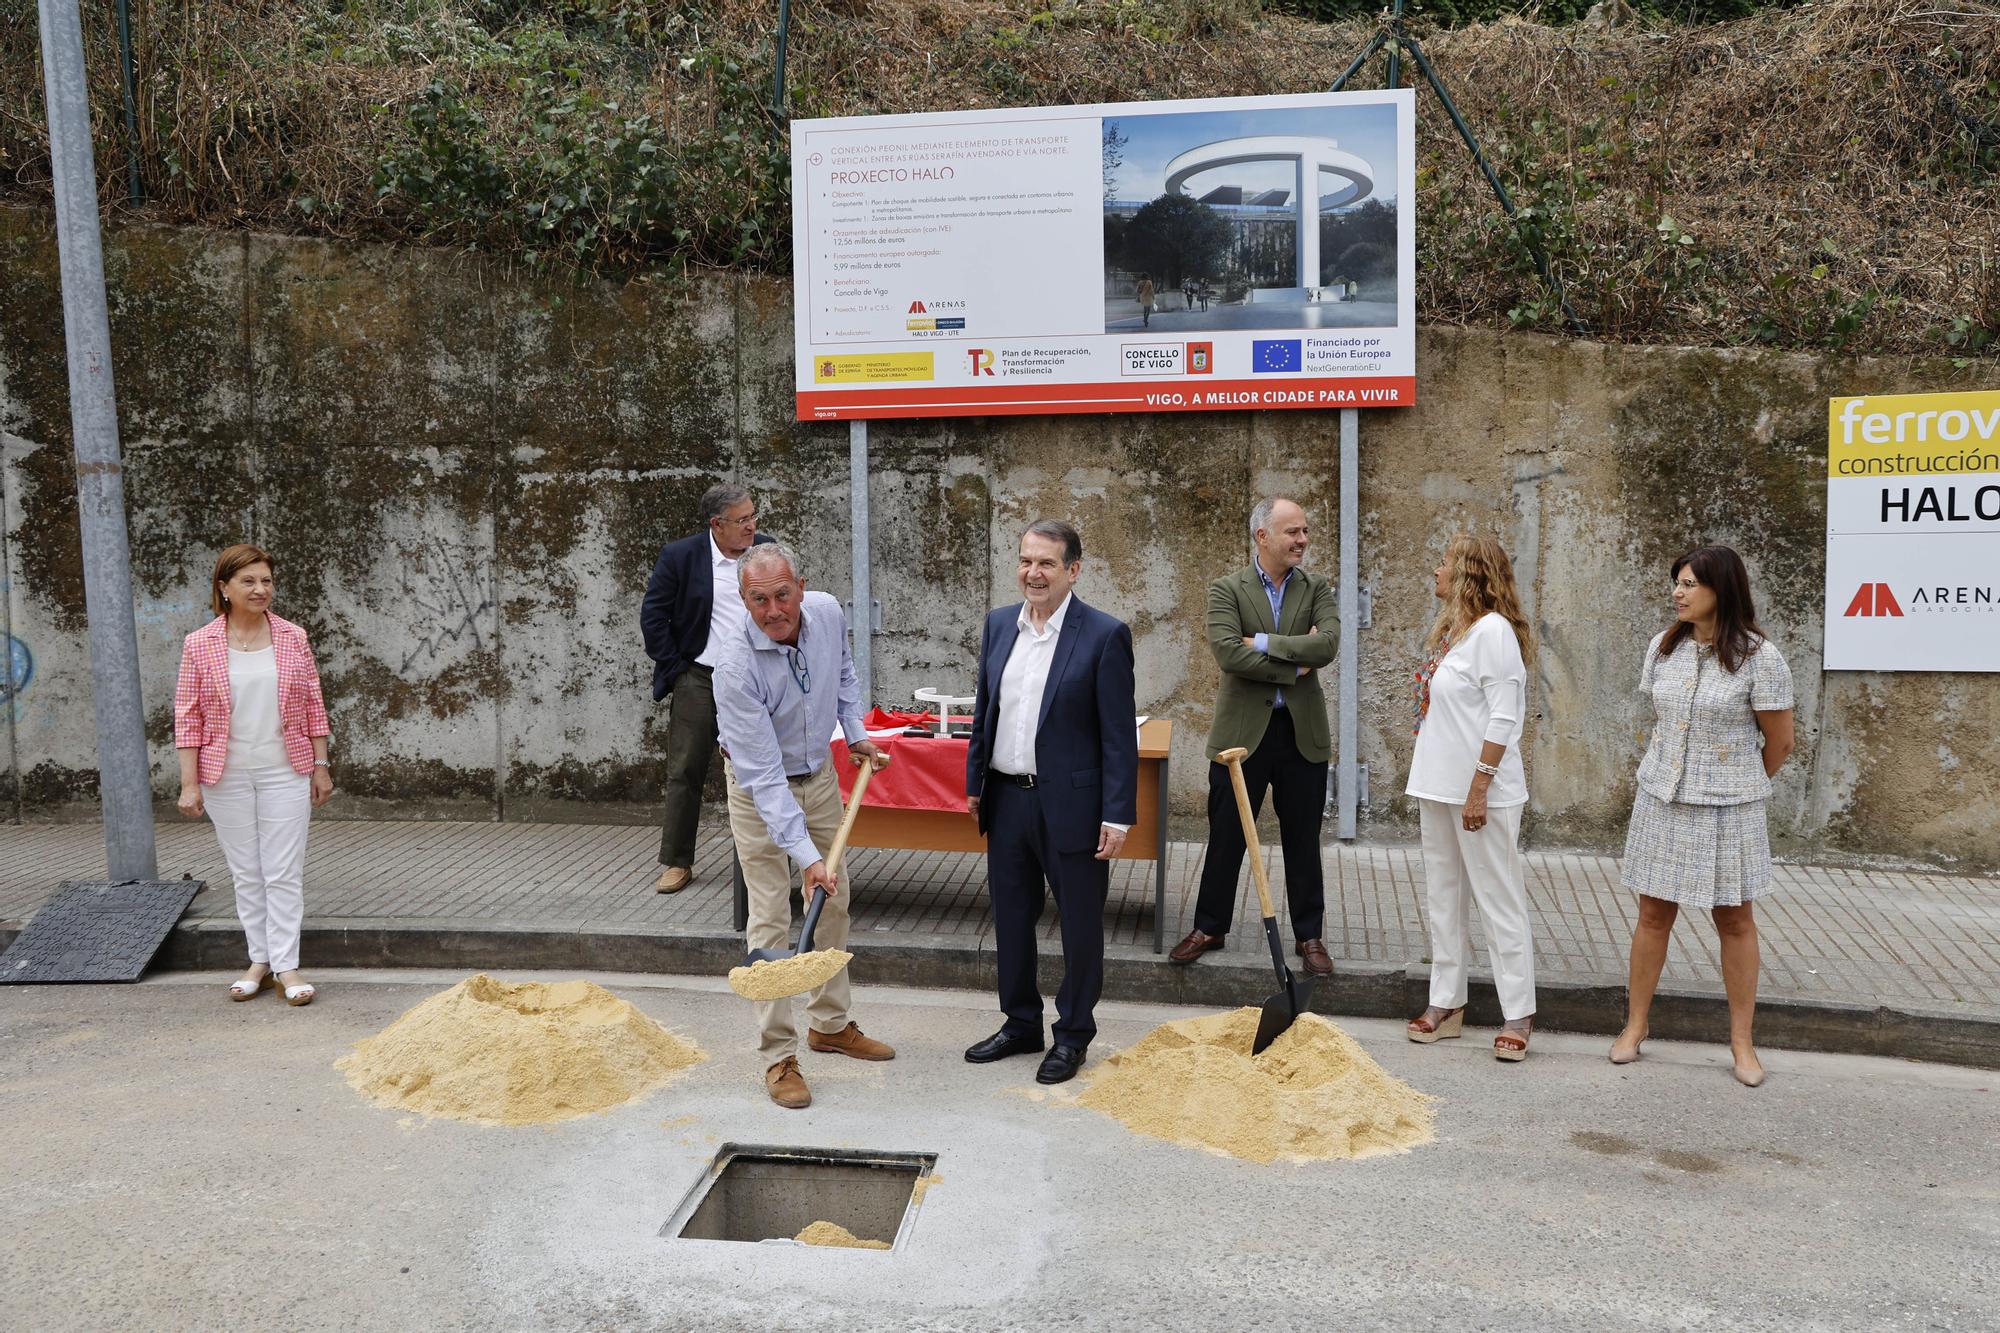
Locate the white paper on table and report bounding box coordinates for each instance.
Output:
[834,720,934,742]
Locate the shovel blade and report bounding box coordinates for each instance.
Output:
[738,886,830,969]
[1250,974,1315,1056]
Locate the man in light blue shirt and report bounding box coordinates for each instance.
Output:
[714,542,893,1109]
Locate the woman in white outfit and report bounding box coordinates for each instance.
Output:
[174,545,334,1005]
[1405,534,1537,1060]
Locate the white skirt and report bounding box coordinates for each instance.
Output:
[1619,790,1772,909]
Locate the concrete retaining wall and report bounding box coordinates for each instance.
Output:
[3,206,1997,866]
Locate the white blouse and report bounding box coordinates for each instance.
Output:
[226,647,290,772]
[1406,612,1529,809]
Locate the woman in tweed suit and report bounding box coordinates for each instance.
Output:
[1611,545,1795,1086]
[174,545,334,1005]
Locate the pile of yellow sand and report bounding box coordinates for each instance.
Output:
[1077,1008,1436,1164]
[795,1221,890,1250]
[336,975,705,1126]
[727,949,853,1001]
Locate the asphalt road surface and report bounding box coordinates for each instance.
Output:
[3,971,1994,1332]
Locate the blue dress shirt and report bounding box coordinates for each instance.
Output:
[1251,563,1296,708]
[713,589,866,869]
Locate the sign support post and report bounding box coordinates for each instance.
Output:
[849,418,874,704]
[1336,407,1360,841]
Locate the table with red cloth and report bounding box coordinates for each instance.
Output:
[729,710,1175,952]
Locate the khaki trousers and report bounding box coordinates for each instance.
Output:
[725,759,853,1063]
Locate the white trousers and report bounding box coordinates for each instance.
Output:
[206,763,312,973]
[1418,798,1536,1019]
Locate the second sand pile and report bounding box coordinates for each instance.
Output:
[1078,1007,1436,1164]
[336,974,705,1126]
[727,949,853,1001]
[794,1221,891,1250]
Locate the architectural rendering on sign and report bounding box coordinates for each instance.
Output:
[1102,103,1403,335]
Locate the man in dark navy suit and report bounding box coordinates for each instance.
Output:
[964,519,1139,1084]
[640,482,773,894]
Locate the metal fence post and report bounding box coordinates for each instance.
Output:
[773,0,793,117]
[114,0,141,204]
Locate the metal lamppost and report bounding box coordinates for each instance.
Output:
[36,0,158,881]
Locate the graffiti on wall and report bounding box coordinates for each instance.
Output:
[0,633,31,711]
[398,535,497,674]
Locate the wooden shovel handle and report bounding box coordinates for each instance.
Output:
[1216,747,1278,921]
[824,755,878,880]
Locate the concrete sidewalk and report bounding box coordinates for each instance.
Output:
[2,819,1995,1066]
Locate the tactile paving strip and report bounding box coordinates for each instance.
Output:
[0,879,202,983]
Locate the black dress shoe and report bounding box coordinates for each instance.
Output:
[1035,1045,1087,1084]
[964,1029,1044,1063]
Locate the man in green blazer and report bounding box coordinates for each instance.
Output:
[1171,497,1339,974]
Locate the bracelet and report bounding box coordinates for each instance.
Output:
[1474,761,1500,777]
[313,760,331,769]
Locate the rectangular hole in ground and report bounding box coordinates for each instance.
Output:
[663,1144,938,1249]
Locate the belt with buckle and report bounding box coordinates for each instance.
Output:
[786,770,818,785]
[989,769,1038,789]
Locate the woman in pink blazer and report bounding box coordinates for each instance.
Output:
[174,544,334,1004]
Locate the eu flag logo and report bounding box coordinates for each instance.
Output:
[1251,339,1302,373]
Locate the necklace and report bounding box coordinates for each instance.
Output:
[228,618,268,650]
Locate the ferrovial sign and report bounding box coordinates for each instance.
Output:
[1825,389,2000,672]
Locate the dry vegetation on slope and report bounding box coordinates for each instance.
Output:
[2,0,1995,354]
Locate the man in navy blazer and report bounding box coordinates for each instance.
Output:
[640,482,774,893]
[963,519,1139,1084]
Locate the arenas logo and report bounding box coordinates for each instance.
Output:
[1842,583,1902,617]
[1844,582,1998,616]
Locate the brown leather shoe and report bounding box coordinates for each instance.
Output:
[807,1022,896,1061]
[1169,929,1226,964]
[1296,939,1333,976]
[765,1056,811,1108]
[654,865,692,894]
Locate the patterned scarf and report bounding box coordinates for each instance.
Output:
[1413,630,1453,735]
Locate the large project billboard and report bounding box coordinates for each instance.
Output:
[791,90,1416,421]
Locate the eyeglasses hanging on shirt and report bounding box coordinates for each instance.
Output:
[786,647,812,695]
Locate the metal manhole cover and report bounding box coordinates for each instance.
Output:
[0,879,202,983]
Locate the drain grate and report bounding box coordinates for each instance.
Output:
[663,1143,938,1250]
